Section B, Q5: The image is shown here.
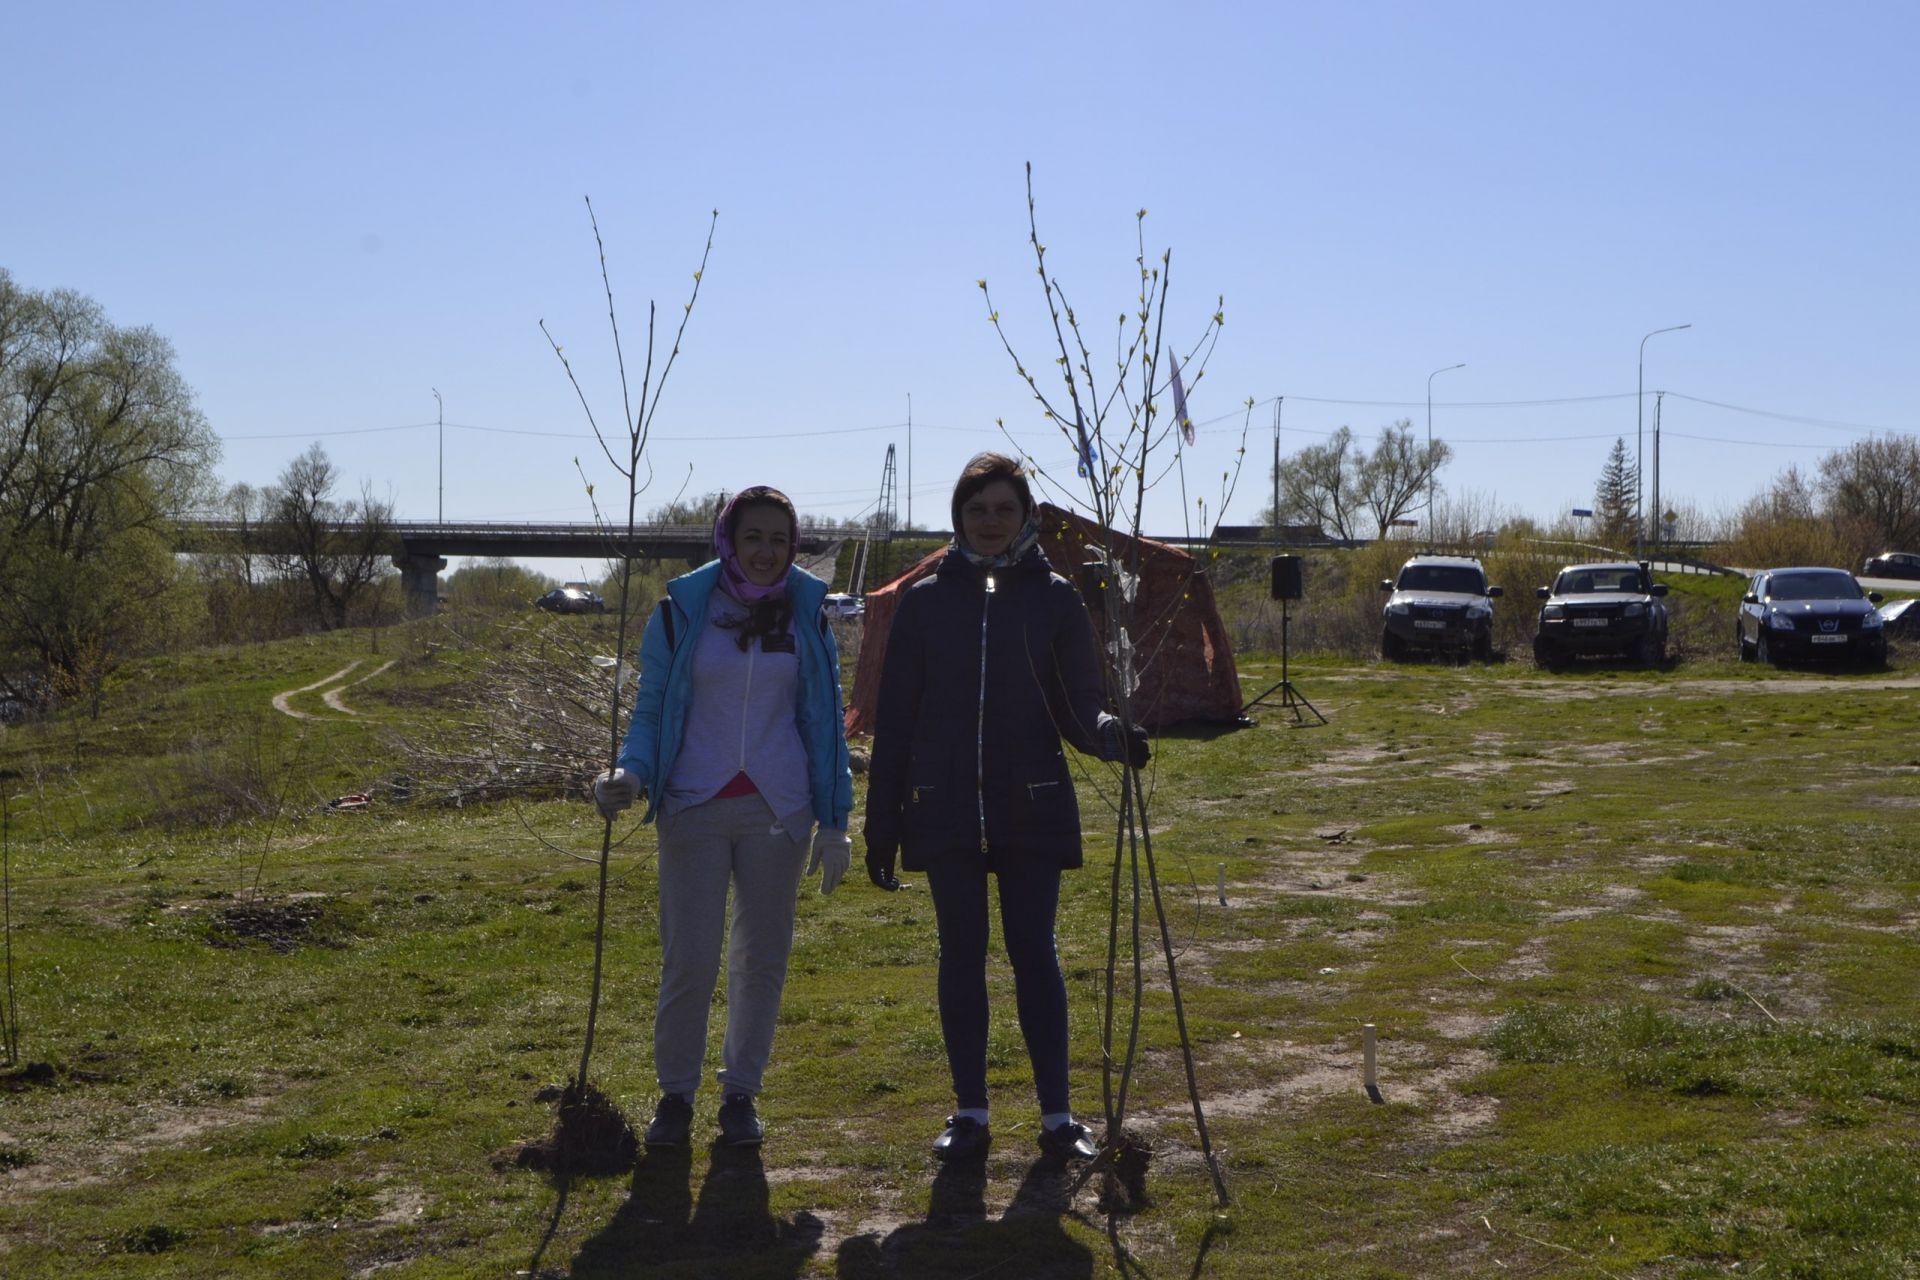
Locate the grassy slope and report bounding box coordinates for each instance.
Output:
[0,617,1916,1277]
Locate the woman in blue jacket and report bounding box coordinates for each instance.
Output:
[864,453,1147,1162]
[592,485,854,1149]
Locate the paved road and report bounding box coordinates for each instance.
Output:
[1658,561,1919,596]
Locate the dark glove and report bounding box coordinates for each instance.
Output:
[1100,718,1152,770]
[865,841,902,891]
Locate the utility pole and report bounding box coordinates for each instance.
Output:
[1427,363,1465,550]
[1272,397,1282,546]
[1637,324,1690,557]
[1652,391,1665,552]
[433,388,444,523]
[906,392,913,532]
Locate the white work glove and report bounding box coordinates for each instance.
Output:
[807,827,851,895]
[591,768,640,820]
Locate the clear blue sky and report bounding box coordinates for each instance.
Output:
[7,1,1916,557]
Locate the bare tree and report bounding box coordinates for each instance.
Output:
[265,443,396,630]
[645,491,727,526]
[1819,433,1920,557]
[1273,426,1362,539]
[1721,464,1849,569]
[1358,419,1451,536]
[1272,422,1448,541]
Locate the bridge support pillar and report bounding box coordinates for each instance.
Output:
[396,553,449,616]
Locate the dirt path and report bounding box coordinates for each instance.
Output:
[320,659,396,715]
[270,659,394,720]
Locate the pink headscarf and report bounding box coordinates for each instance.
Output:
[713,486,798,605]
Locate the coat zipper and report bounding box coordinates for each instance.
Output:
[977,573,994,853]
[739,637,755,770]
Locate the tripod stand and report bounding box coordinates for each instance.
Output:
[1240,596,1326,724]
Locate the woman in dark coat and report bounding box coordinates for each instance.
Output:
[864,452,1147,1162]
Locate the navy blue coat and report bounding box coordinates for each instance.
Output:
[864,545,1111,872]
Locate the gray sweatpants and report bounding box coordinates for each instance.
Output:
[653,791,811,1099]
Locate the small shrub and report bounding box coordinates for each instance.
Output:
[280,1131,352,1160]
[116,1223,188,1254]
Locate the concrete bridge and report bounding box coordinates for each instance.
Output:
[173,518,840,615]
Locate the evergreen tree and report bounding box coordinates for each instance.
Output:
[1594,438,1638,548]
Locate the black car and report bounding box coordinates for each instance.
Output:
[1533,561,1669,669]
[1863,551,1920,581]
[1736,567,1885,666]
[1379,555,1502,662]
[534,586,607,615]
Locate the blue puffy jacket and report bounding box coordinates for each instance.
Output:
[616,561,854,829]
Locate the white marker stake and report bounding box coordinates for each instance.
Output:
[1363,1023,1384,1104]
[1217,862,1227,906]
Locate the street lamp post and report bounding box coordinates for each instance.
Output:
[432,388,444,524]
[1636,324,1690,557]
[1426,363,1465,548]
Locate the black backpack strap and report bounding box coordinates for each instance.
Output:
[654,597,676,651]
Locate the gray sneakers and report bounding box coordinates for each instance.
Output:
[645,1094,693,1147]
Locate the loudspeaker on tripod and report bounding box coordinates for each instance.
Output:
[1270,555,1303,602]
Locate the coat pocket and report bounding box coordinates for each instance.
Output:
[1015,772,1080,841]
[902,748,968,846]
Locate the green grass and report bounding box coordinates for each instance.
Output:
[0,624,1916,1276]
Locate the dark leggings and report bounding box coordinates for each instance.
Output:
[924,858,1070,1114]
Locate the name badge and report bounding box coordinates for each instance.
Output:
[761,632,796,654]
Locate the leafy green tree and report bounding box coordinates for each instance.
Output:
[443,557,554,610]
[0,270,218,712]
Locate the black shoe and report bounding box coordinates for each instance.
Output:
[1037,1119,1098,1161]
[932,1115,990,1161]
[645,1093,693,1147]
[717,1092,764,1147]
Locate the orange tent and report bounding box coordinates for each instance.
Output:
[845,504,1242,734]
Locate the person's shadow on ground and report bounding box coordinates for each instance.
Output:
[835,1156,1094,1279]
[564,1142,824,1278]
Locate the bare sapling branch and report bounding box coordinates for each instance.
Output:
[981,164,1238,1207]
[521,199,716,1174]
[2,788,20,1066]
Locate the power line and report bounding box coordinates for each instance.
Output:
[1661,429,1831,450]
[219,418,996,445]
[1274,392,1637,410]
[217,390,1909,451]
[1660,393,1898,434]
[221,421,440,441]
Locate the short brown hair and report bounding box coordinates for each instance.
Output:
[950,452,1034,531]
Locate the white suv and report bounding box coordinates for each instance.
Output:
[822,593,865,620]
[1380,556,1502,662]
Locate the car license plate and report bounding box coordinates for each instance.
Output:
[1572,618,1608,628]
[1811,634,1847,644]
[1414,620,1445,629]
